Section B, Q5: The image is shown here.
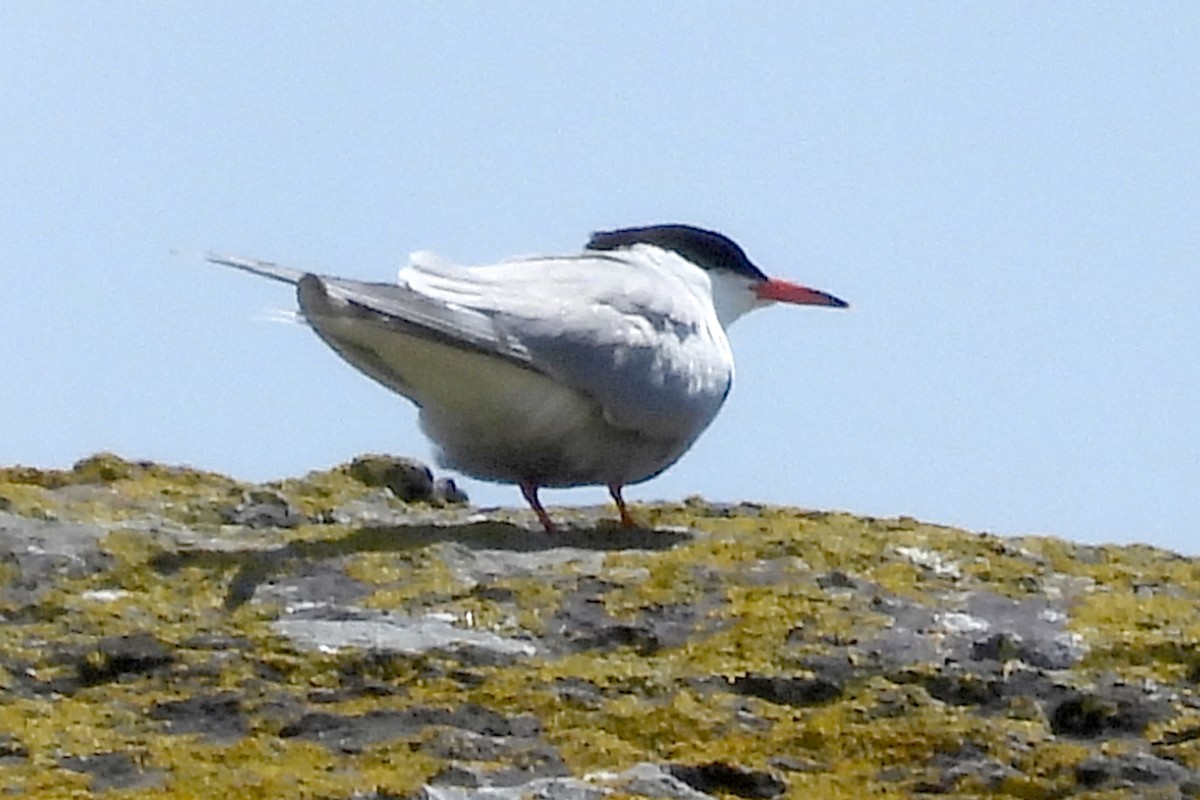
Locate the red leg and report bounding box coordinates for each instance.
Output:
[520,481,556,533]
[608,484,637,528]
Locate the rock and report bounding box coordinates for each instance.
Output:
[435,477,470,505]
[348,454,436,502]
[667,762,785,799]
[74,634,175,688]
[280,704,542,754]
[727,674,843,706]
[58,752,165,792]
[70,453,139,484]
[150,693,249,741]
[420,777,606,800]
[4,453,1200,798]
[422,729,569,786]
[544,576,720,656]
[1050,686,1170,738]
[0,735,28,766]
[219,488,307,528]
[1075,751,1198,790]
[617,763,719,800]
[273,609,540,659]
[0,512,112,605]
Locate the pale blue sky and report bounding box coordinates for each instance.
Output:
[3,4,1197,551]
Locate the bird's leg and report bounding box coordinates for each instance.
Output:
[519,481,556,533]
[608,483,637,528]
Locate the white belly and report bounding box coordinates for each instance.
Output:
[417,356,701,488]
[308,308,719,487]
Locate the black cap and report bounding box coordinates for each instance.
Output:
[586,224,768,282]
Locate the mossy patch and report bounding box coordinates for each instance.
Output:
[2,456,1199,797]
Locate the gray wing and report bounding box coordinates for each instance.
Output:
[210,250,729,440]
[406,253,733,439]
[298,274,534,367]
[207,252,534,368]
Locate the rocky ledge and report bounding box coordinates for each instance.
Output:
[1,453,1198,799]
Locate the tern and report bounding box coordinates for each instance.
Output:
[209,224,846,532]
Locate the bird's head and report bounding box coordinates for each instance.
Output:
[586,224,847,327]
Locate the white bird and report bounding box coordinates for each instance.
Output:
[209,224,846,532]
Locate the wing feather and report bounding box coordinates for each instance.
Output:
[403,251,732,438]
[210,247,731,441]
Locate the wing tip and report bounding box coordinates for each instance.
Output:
[204,252,306,285]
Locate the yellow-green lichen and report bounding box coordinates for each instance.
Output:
[2,455,1199,799]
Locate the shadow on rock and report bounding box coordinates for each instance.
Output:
[151,520,693,609]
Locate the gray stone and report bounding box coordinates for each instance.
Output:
[348,455,435,502]
[616,763,718,800]
[220,489,306,528]
[421,778,607,800]
[273,608,539,658]
[58,752,165,792]
[281,704,542,754]
[0,512,112,604]
[727,674,843,707]
[435,478,470,505]
[150,692,248,742]
[667,762,784,799]
[1076,751,1199,790]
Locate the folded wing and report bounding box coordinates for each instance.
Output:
[402,251,733,439]
[210,249,730,441]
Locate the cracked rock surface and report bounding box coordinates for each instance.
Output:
[1,453,1200,798]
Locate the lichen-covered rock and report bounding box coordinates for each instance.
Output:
[346,454,469,506]
[1,453,1199,799]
